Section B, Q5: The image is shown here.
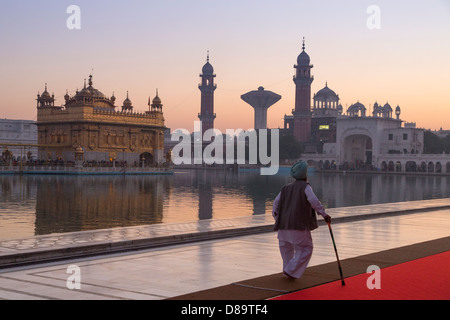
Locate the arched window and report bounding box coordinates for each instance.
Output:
[436,162,442,173]
[406,161,417,172]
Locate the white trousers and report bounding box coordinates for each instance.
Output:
[278,230,313,279]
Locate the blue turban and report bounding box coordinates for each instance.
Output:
[291,161,308,180]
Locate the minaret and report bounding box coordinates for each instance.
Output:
[293,38,314,142]
[198,51,217,135]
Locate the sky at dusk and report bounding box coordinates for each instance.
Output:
[0,0,449,132]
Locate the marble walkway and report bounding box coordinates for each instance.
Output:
[0,198,449,300]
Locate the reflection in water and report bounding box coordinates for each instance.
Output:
[34,175,171,235]
[0,170,449,239]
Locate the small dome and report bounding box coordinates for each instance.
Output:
[77,87,92,97]
[153,95,161,105]
[383,102,392,111]
[40,85,52,99]
[152,89,162,106]
[123,92,133,107]
[41,91,51,98]
[202,51,214,75]
[123,98,132,106]
[88,87,106,99]
[37,84,55,107]
[202,61,214,75]
[315,83,338,101]
[347,101,367,117]
[297,38,311,66]
[349,102,366,110]
[84,75,106,99]
[297,50,311,66]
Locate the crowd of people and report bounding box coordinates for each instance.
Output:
[0,158,171,168]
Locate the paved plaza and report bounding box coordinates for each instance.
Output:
[0,199,449,300]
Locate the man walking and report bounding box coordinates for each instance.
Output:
[273,161,331,280]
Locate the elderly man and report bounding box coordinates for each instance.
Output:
[273,161,331,280]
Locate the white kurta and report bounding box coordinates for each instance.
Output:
[272,185,328,279]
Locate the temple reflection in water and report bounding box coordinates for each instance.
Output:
[0,170,450,238]
[34,175,170,234]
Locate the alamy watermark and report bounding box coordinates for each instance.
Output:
[66,5,81,30]
[171,122,280,176]
[367,5,381,30]
[66,265,81,290]
[65,5,382,31]
[366,265,381,290]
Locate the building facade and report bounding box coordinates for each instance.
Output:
[0,119,38,161]
[280,38,433,171]
[328,115,424,165]
[310,82,343,151]
[36,76,166,164]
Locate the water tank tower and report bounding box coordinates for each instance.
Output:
[241,87,281,130]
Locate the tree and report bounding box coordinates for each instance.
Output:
[423,131,444,154]
[279,134,302,160]
[444,134,450,154]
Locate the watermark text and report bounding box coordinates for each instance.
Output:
[66,5,81,30]
[367,5,381,30]
[171,122,279,175]
[366,265,381,290]
[66,265,81,290]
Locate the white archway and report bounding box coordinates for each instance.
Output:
[342,134,373,165]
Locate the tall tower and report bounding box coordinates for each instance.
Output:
[293,38,314,142]
[198,52,217,135]
[241,87,281,130]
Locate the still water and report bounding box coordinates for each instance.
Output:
[0,169,449,240]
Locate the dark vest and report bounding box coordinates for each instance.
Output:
[274,180,318,232]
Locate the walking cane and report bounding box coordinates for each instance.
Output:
[327,221,346,286]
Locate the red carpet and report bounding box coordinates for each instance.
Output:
[273,251,450,300]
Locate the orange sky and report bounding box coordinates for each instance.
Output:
[0,0,449,132]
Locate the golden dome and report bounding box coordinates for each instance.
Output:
[152,89,162,105]
[123,91,133,107]
[40,84,53,100]
[152,95,161,105]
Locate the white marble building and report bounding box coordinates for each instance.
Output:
[0,119,38,161]
[306,101,444,172]
[327,114,424,166]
